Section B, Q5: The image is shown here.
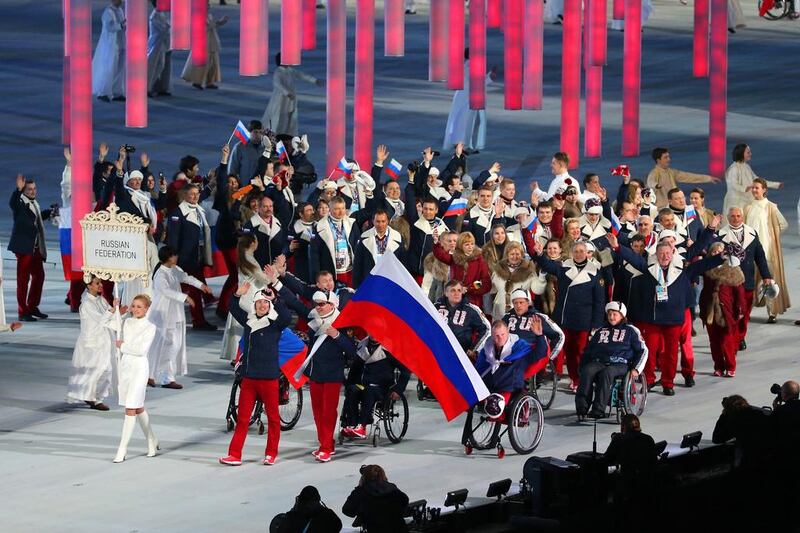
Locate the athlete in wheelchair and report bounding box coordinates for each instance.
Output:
[502,288,565,410]
[462,319,547,458]
[340,337,411,445]
[576,301,648,420]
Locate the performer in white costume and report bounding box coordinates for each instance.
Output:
[67,276,120,411]
[92,0,126,102]
[148,246,211,388]
[443,51,495,154]
[262,53,323,136]
[147,0,172,97]
[113,294,158,463]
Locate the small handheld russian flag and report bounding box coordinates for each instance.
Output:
[385,158,403,180]
[337,156,352,176]
[444,197,468,217]
[685,205,697,223]
[232,120,251,144]
[611,164,630,178]
[526,215,539,233]
[610,210,622,236]
[275,140,288,161]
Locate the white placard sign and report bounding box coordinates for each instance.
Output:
[79,203,150,282]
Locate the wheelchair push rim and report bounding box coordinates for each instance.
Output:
[623,372,647,417]
[382,394,409,444]
[760,0,790,19]
[279,376,303,431]
[507,393,545,455]
[464,404,501,450]
[529,359,557,410]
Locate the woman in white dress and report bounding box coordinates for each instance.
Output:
[220,234,271,360]
[723,143,783,216]
[114,294,158,463]
[148,246,212,388]
[67,276,120,411]
[180,8,228,90]
[745,178,790,323]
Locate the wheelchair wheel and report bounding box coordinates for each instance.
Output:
[463,404,500,450]
[383,393,409,444]
[226,379,240,431]
[760,0,789,19]
[622,372,647,417]
[529,359,557,410]
[507,393,544,455]
[279,376,303,431]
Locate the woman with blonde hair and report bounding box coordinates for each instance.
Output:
[560,218,582,258]
[433,231,491,307]
[113,294,158,463]
[490,241,545,319]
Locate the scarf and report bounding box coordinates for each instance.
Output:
[307,306,340,335]
[386,197,405,218]
[125,184,157,224]
[246,303,279,332]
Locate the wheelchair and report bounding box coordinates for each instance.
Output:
[576,369,647,423]
[338,384,410,447]
[225,374,304,433]
[528,358,558,410]
[462,391,544,458]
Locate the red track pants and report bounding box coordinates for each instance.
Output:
[642,323,682,389]
[15,250,45,316]
[310,381,341,454]
[227,377,280,459]
[707,323,739,374]
[561,328,590,385]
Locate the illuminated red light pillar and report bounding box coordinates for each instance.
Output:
[522,0,543,110]
[62,0,71,144]
[488,0,502,28]
[708,0,727,177]
[622,0,641,157]
[613,0,624,18]
[326,0,346,174]
[190,0,207,66]
[584,0,602,157]
[590,0,606,66]
[302,0,316,50]
[70,0,92,272]
[282,0,302,65]
[354,0,375,166]
[126,0,148,128]
[447,0,465,90]
[429,0,448,81]
[469,0,486,109]
[171,0,190,50]
[385,0,405,56]
[259,0,270,74]
[504,0,523,109]
[693,0,709,77]
[560,0,581,168]
[157,0,170,10]
[240,0,260,75]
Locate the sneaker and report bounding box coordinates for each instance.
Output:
[219,455,242,466]
[351,425,367,439]
[311,449,336,458]
[713,370,724,377]
[725,371,735,378]
[315,451,332,463]
[684,375,695,388]
[663,387,675,397]
[262,455,276,466]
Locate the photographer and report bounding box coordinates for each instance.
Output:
[604,414,657,508]
[712,395,771,474]
[771,381,800,469]
[342,465,409,532]
[271,486,342,533]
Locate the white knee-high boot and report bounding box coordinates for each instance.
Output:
[114,415,137,463]
[137,411,159,457]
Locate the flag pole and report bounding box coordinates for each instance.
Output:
[226,131,236,146]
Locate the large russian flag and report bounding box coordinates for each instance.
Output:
[236,329,309,389]
[333,253,490,421]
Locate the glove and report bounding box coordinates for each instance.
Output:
[260,136,273,158]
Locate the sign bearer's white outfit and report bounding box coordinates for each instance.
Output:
[67,293,117,404]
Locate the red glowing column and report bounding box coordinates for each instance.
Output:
[584,66,603,158]
[622,0,641,157]
[693,0,709,77]
[613,0,624,18]
[590,0,606,66]
[385,0,405,56]
[171,0,190,50]
[326,0,346,174]
[469,0,486,109]
[70,0,93,272]
[240,0,260,75]
[62,0,71,144]
[560,0,581,167]
[302,0,316,50]
[190,0,207,66]
[126,0,148,128]
[708,0,727,177]
[354,0,375,167]
[488,0,502,27]
[429,0,448,81]
[447,0,465,90]
[282,0,302,65]
[157,0,170,10]
[522,0,543,110]
[504,0,523,109]
[259,0,270,74]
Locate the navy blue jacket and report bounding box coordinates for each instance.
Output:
[8,189,52,255]
[434,297,490,352]
[535,255,605,331]
[477,335,548,392]
[404,182,447,276]
[310,216,362,282]
[229,295,292,379]
[502,309,565,357]
[242,215,287,268]
[580,322,647,371]
[616,245,723,326]
[166,206,209,271]
[304,330,357,383]
[352,228,406,288]
[715,225,771,291]
[212,162,241,250]
[348,348,411,394]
